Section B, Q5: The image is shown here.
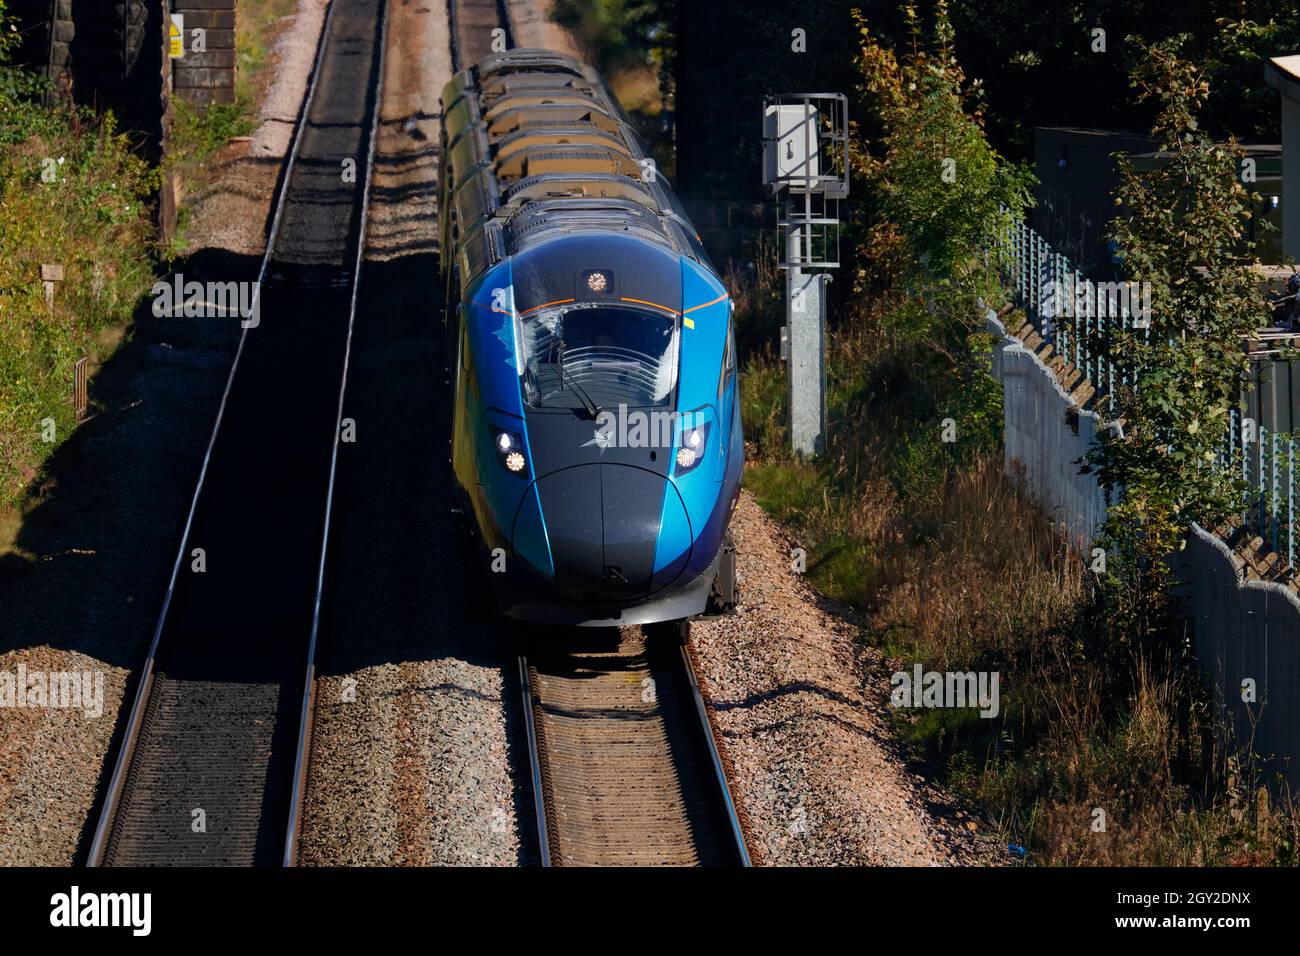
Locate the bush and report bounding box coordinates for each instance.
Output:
[1085,36,1269,645]
[0,3,156,507]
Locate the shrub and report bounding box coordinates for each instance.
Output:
[0,3,156,507]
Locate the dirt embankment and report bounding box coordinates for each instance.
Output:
[693,495,1005,865]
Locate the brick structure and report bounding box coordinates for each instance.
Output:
[8,1,241,238]
[171,0,237,106]
[10,0,165,154]
[9,1,240,124]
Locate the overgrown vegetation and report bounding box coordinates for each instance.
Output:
[1,0,299,516]
[1086,37,1268,647]
[0,1,155,510]
[551,0,674,77]
[738,3,1299,864]
[170,99,255,174]
[950,0,1300,157]
[742,0,1030,601]
[235,0,299,103]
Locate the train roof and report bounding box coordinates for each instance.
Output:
[441,48,711,289]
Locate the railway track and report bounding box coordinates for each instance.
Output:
[87,0,389,867]
[520,631,751,866]
[449,0,515,72]
[446,0,748,867]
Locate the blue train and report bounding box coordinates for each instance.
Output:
[438,49,742,630]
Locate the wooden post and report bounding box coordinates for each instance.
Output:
[74,356,89,421]
[40,262,64,310]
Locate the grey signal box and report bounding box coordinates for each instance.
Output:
[762,94,848,457]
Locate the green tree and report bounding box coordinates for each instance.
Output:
[950,0,1300,157]
[852,1,1033,343]
[1086,36,1266,641]
[550,0,675,78]
[845,1,1034,489]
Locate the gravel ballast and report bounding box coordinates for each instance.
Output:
[293,0,526,867]
[691,493,1006,866]
[2,0,1002,869]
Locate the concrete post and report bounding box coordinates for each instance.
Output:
[787,266,827,457]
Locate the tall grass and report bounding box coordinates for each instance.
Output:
[0,0,299,512]
[734,251,1300,865]
[0,98,155,510]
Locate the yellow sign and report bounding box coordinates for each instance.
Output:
[169,15,184,59]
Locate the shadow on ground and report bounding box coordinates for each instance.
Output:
[0,247,257,670]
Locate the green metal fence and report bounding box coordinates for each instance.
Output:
[1004,218,1298,569]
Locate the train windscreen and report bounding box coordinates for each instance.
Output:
[520,304,679,410]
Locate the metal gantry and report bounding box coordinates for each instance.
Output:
[762,93,848,458]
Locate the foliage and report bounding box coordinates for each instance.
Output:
[551,0,675,77]
[169,98,255,173]
[0,0,15,60]
[1084,36,1268,643]
[735,5,1300,864]
[851,1,1033,347]
[949,0,1300,157]
[0,1,58,144]
[1206,7,1300,140]
[735,2,1030,601]
[0,3,155,508]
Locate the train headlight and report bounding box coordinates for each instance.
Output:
[581,268,613,297]
[493,429,528,475]
[675,421,710,475]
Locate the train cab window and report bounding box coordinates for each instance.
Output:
[520,304,678,411]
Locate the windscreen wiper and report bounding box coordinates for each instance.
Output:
[555,339,601,420]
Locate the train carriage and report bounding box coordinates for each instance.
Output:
[439,48,742,629]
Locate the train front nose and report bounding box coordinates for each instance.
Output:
[520,463,685,601]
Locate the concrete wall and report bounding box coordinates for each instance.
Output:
[988,305,1300,789]
[1188,524,1300,789]
[1284,96,1300,263]
[987,308,1110,548]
